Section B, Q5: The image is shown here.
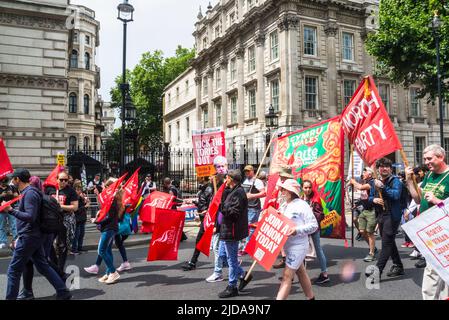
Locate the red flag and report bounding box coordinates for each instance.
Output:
[0,195,23,212]
[195,183,227,257]
[147,208,185,261]
[139,191,175,233]
[97,173,127,223]
[43,164,64,190]
[122,167,140,208]
[0,139,13,180]
[263,173,280,211]
[341,76,402,166]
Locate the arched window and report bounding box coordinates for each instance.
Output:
[83,137,90,151]
[84,94,89,114]
[69,136,77,151]
[69,93,77,113]
[84,52,90,70]
[70,50,78,68]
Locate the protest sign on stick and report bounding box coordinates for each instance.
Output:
[192,128,226,178]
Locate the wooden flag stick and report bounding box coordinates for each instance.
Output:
[350,145,355,248]
[399,149,421,199]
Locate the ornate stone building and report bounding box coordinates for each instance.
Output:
[101,101,116,142]
[164,0,449,166]
[0,0,103,176]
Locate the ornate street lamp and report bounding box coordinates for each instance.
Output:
[431,11,444,146]
[265,104,279,150]
[118,0,134,174]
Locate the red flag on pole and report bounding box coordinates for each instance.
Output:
[0,195,23,212]
[43,164,64,190]
[262,173,280,211]
[122,167,140,208]
[139,191,175,233]
[195,183,227,257]
[97,173,127,223]
[340,76,402,166]
[0,139,13,180]
[147,208,185,261]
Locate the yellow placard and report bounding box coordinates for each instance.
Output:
[56,154,65,166]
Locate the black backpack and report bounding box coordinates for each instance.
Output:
[385,175,411,210]
[39,193,64,233]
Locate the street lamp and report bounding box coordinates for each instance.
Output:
[431,11,444,146]
[265,104,279,151]
[118,0,134,174]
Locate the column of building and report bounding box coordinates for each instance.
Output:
[325,20,338,118]
[255,24,266,152]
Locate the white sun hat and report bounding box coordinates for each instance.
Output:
[280,179,301,198]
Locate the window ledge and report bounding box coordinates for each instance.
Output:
[227,123,238,128]
[244,117,258,124]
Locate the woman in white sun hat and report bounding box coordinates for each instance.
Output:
[276,179,318,300]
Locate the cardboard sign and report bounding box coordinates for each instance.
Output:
[56,153,65,166]
[244,207,296,271]
[192,128,225,178]
[402,198,449,285]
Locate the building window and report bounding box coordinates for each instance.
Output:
[410,88,421,117]
[304,26,317,56]
[342,32,354,61]
[84,52,90,70]
[168,125,171,141]
[69,136,77,151]
[73,32,78,43]
[248,89,256,119]
[378,83,390,112]
[215,102,222,127]
[214,26,220,39]
[168,93,171,106]
[229,12,235,25]
[230,58,237,82]
[203,108,209,128]
[85,35,90,45]
[415,136,425,165]
[247,0,254,9]
[84,94,89,115]
[271,80,279,112]
[231,96,237,124]
[202,37,208,50]
[70,50,78,68]
[305,76,318,110]
[185,80,189,95]
[83,137,90,151]
[176,121,180,142]
[270,31,279,61]
[203,77,208,96]
[186,117,190,136]
[215,68,221,90]
[248,46,256,73]
[69,93,77,113]
[444,138,449,162]
[343,80,356,107]
[176,87,179,100]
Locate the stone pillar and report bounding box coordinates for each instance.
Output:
[255,30,266,124]
[325,21,338,117]
[236,45,245,129]
[207,67,214,127]
[220,58,228,128]
[194,75,202,129]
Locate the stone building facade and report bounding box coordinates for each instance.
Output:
[0,0,102,176]
[164,0,449,166]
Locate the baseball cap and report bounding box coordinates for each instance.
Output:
[9,168,31,182]
[243,165,254,172]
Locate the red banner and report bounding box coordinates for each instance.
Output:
[192,128,226,177]
[0,195,23,212]
[147,208,185,261]
[122,167,140,208]
[43,164,64,190]
[244,207,296,271]
[341,76,402,166]
[262,173,280,211]
[97,173,127,223]
[0,139,13,180]
[139,191,175,233]
[196,183,227,256]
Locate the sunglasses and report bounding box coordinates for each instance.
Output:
[59,179,68,182]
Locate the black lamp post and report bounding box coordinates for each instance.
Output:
[432,11,444,147]
[265,104,279,150]
[118,0,134,174]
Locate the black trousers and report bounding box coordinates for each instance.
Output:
[55,226,68,273]
[376,214,403,274]
[189,217,206,265]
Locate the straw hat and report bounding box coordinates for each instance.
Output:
[279,179,301,198]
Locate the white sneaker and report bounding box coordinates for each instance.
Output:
[409,250,421,258]
[84,264,99,275]
[105,271,120,284]
[117,261,132,272]
[206,273,223,283]
[0,243,7,249]
[98,275,109,283]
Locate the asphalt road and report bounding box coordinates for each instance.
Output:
[0,230,424,300]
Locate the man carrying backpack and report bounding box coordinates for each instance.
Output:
[0,168,71,300]
[365,158,405,282]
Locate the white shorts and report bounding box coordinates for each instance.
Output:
[284,244,308,270]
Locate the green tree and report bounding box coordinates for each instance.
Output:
[365,0,449,101]
[110,46,195,147]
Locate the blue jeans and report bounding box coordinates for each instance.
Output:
[72,222,86,252]
[0,214,17,244]
[6,234,67,299]
[219,240,244,288]
[213,234,228,274]
[98,230,116,274]
[95,234,129,266]
[240,208,260,251]
[311,231,328,273]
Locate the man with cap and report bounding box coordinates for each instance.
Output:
[1,168,71,300]
[350,167,377,262]
[240,165,266,255]
[0,175,18,249]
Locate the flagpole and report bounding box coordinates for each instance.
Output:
[399,149,421,198]
[350,145,355,248]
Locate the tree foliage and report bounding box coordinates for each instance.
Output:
[365,0,449,101]
[110,46,195,147]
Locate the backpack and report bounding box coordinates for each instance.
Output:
[39,193,64,234]
[118,213,131,236]
[386,175,411,210]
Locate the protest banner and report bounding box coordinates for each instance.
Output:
[97,173,127,222]
[147,208,186,261]
[347,150,364,181]
[270,117,346,239]
[192,127,226,177]
[244,207,296,271]
[0,139,13,180]
[139,191,175,233]
[402,198,449,285]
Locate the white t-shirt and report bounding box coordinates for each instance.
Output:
[242,177,265,209]
[279,198,318,247]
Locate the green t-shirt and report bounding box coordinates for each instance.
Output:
[419,170,449,213]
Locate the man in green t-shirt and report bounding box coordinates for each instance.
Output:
[405,144,449,300]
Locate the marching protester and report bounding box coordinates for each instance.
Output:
[276,179,318,300]
[88,173,103,194]
[350,167,378,262]
[182,176,213,271]
[0,169,72,300]
[301,180,329,284]
[141,174,157,198]
[71,181,90,255]
[405,144,449,300]
[0,176,18,250]
[365,158,405,282]
[217,169,248,298]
